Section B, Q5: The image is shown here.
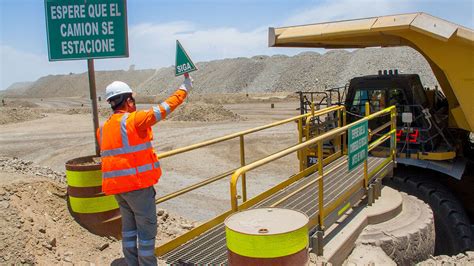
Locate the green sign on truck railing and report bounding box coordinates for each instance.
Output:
[44,0,128,61]
[348,120,368,171]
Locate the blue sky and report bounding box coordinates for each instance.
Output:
[1,0,473,90]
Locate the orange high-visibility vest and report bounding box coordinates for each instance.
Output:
[99,111,161,195]
[98,90,187,195]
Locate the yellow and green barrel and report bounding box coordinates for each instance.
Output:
[225,208,309,265]
[65,155,121,238]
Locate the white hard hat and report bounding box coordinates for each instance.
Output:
[105,81,133,101]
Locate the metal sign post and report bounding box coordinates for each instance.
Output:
[44,0,128,156]
[87,59,100,156]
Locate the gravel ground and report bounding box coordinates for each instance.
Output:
[0,157,65,184]
[0,107,46,125]
[0,165,197,265]
[418,252,474,265]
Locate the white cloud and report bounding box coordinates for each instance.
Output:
[0,44,86,90]
[122,22,271,69]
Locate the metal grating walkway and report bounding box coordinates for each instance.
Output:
[161,156,387,264]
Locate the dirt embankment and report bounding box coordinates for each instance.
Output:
[0,157,198,265]
[168,102,244,122]
[0,157,65,184]
[0,96,100,124]
[187,92,297,104]
[0,105,111,125]
[0,107,46,125]
[43,107,113,117]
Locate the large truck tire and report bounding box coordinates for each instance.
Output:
[384,174,473,255]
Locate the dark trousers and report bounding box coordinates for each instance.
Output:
[115,186,157,266]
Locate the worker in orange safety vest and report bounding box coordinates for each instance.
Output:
[97,74,192,266]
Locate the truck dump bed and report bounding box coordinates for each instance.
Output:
[269,13,474,132]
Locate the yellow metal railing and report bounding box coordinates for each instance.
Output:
[229,105,397,232]
[155,105,343,205]
[155,105,344,256]
[155,104,396,257]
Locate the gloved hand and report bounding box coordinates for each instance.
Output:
[179,73,193,92]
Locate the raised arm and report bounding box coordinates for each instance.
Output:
[133,75,193,130]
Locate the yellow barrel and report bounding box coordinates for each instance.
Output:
[225,208,309,265]
[65,155,121,238]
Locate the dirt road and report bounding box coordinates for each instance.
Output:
[0,98,302,222]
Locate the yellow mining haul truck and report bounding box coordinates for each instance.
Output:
[269,13,474,254]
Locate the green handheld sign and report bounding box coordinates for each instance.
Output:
[175,40,197,76]
[44,0,128,61]
[348,120,368,171]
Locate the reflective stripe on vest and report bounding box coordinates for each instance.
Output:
[161,102,171,115]
[101,113,153,157]
[152,102,170,122]
[152,106,162,122]
[103,161,160,178]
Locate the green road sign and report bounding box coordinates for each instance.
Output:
[348,120,368,171]
[44,0,128,61]
[175,40,197,76]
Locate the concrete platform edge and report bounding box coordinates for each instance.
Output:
[323,187,402,265]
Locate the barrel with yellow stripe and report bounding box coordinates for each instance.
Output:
[225,208,309,265]
[65,155,121,238]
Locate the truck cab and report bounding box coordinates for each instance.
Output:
[345,71,471,180]
[345,71,455,160]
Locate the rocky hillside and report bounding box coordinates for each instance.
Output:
[2,82,34,96]
[3,47,438,97]
[2,69,156,98]
[137,47,438,95]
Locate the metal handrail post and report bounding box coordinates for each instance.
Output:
[364,102,370,188]
[317,140,324,228]
[240,135,247,202]
[391,106,397,161]
[342,106,347,155]
[298,117,304,172]
[305,115,311,140]
[336,108,342,153]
